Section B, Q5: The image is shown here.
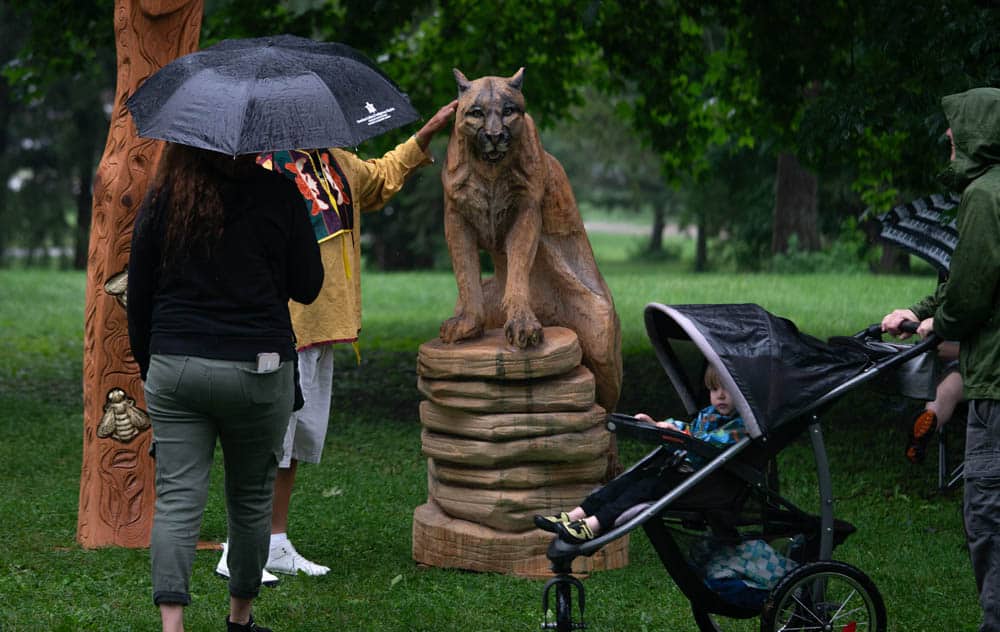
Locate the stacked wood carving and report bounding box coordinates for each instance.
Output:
[412,327,628,577]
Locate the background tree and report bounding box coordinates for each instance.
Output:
[3,0,114,268]
[542,85,677,257]
[584,2,763,271]
[0,3,22,263]
[722,0,1000,262]
[5,0,1000,271]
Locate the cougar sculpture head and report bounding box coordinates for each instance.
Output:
[452,67,526,163]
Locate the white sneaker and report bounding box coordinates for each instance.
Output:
[215,541,281,587]
[265,541,330,576]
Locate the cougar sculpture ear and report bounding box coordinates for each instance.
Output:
[508,67,525,91]
[453,68,471,94]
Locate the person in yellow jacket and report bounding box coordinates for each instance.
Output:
[216,100,457,580]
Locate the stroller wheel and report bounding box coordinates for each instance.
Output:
[760,560,886,632]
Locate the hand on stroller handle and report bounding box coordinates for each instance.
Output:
[867,319,918,336]
[878,307,940,341]
[867,319,939,347]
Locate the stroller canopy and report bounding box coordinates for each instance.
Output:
[644,303,873,438]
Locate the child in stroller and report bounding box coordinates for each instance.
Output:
[539,302,941,632]
[534,364,746,544]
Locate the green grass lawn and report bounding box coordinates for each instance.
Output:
[0,247,982,631]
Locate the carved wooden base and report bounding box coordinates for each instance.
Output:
[413,327,628,577]
[428,471,599,532]
[430,457,607,489]
[419,400,604,440]
[417,326,583,379]
[421,423,610,467]
[412,501,628,578]
[417,364,596,413]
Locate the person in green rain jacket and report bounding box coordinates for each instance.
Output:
[884,87,1000,632]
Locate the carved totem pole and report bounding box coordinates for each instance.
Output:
[77,0,202,548]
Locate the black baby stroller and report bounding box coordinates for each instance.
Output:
[540,302,940,631]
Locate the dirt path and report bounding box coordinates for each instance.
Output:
[584,221,693,237]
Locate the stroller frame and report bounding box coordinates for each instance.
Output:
[541,303,939,632]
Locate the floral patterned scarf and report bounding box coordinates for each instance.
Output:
[257,149,354,244]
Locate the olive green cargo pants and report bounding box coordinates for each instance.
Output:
[144,354,293,606]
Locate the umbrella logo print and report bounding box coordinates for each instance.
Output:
[357,101,396,126]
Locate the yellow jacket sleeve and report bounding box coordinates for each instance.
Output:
[331,136,433,213]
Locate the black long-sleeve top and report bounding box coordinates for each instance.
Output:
[127,164,323,380]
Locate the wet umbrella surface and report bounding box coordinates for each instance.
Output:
[873,193,959,273]
[126,34,420,155]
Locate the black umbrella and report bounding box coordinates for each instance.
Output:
[126,34,420,155]
[871,193,960,274]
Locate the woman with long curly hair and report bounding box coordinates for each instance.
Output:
[127,142,323,632]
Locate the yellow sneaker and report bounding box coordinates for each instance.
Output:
[556,519,596,544]
[533,512,571,533]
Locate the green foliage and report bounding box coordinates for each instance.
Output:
[588,2,756,182]
[626,238,686,266]
[0,76,106,268]
[851,128,909,215]
[768,225,869,275]
[541,83,679,257]
[738,0,1000,198]
[1,1,112,268]
[202,0,433,55]
[712,225,772,273]
[680,145,775,271]
[377,0,603,128]
[2,0,114,97]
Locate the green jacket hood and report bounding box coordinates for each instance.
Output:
[941,87,1000,188]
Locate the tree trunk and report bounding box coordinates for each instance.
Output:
[649,202,665,253]
[863,217,910,274]
[72,97,101,271]
[695,209,707,272]
[0,61,10,263]
[772,152,819,254]
[74,160,93,270]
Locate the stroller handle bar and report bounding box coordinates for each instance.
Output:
[822,322,942,414]
[863,319,922,338]
[898,320,921,335]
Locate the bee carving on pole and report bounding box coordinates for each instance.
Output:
[97,389,151,443]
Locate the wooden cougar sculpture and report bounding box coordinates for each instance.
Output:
[439,67,622,413]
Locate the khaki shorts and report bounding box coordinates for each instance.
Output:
[280,344,334,467]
